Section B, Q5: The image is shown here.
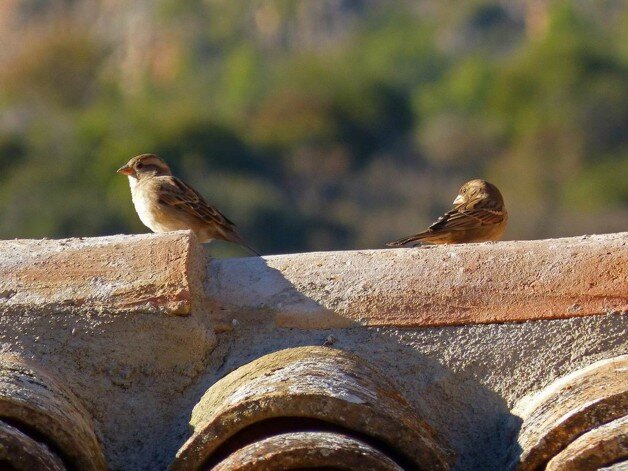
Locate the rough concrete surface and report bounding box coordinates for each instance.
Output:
[205,233,628,328]
[0,232,217,470]
[0,231,626,470]
[193,314,626,471]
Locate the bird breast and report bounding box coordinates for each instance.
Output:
[129,177,181,233]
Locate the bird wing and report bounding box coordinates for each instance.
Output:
[387,199,505,247]
[156,176,238,232]
[428,205,505,232]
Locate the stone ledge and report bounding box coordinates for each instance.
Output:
[206,232,628,328]
[0,231,204,316]
[1,231,626,328]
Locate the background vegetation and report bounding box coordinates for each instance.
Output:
[0,0,626,255]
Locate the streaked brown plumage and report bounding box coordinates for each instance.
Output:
[117,154,260,255]
[387,179,507,247]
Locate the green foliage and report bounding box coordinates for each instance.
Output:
[0,0,626,254]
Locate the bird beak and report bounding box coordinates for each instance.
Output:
[117,165,134,176]
[453,194,465,205]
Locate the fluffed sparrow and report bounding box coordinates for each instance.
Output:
[387,179,507,246]
[118,154,260,255]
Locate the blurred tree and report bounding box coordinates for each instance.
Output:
[0,0,625,254]
[1,26,105,108]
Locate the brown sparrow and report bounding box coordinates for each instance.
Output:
[387,179,507,246]
[118,154,260,255]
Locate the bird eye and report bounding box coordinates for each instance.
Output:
[136,162,144,169]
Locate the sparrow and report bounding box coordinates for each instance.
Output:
[387,179,507,246]
[117,154,260,255]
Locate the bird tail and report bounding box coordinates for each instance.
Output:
[228,231,261,256]
[386,232,430,247]
[241,241,261,256]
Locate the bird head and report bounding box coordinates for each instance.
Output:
[453,179,504,208]
[117,154,172,179]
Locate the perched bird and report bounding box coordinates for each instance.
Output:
[117,154,260,255]
[387,179,507,247]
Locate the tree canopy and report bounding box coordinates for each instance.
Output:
[0,0,626,255]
